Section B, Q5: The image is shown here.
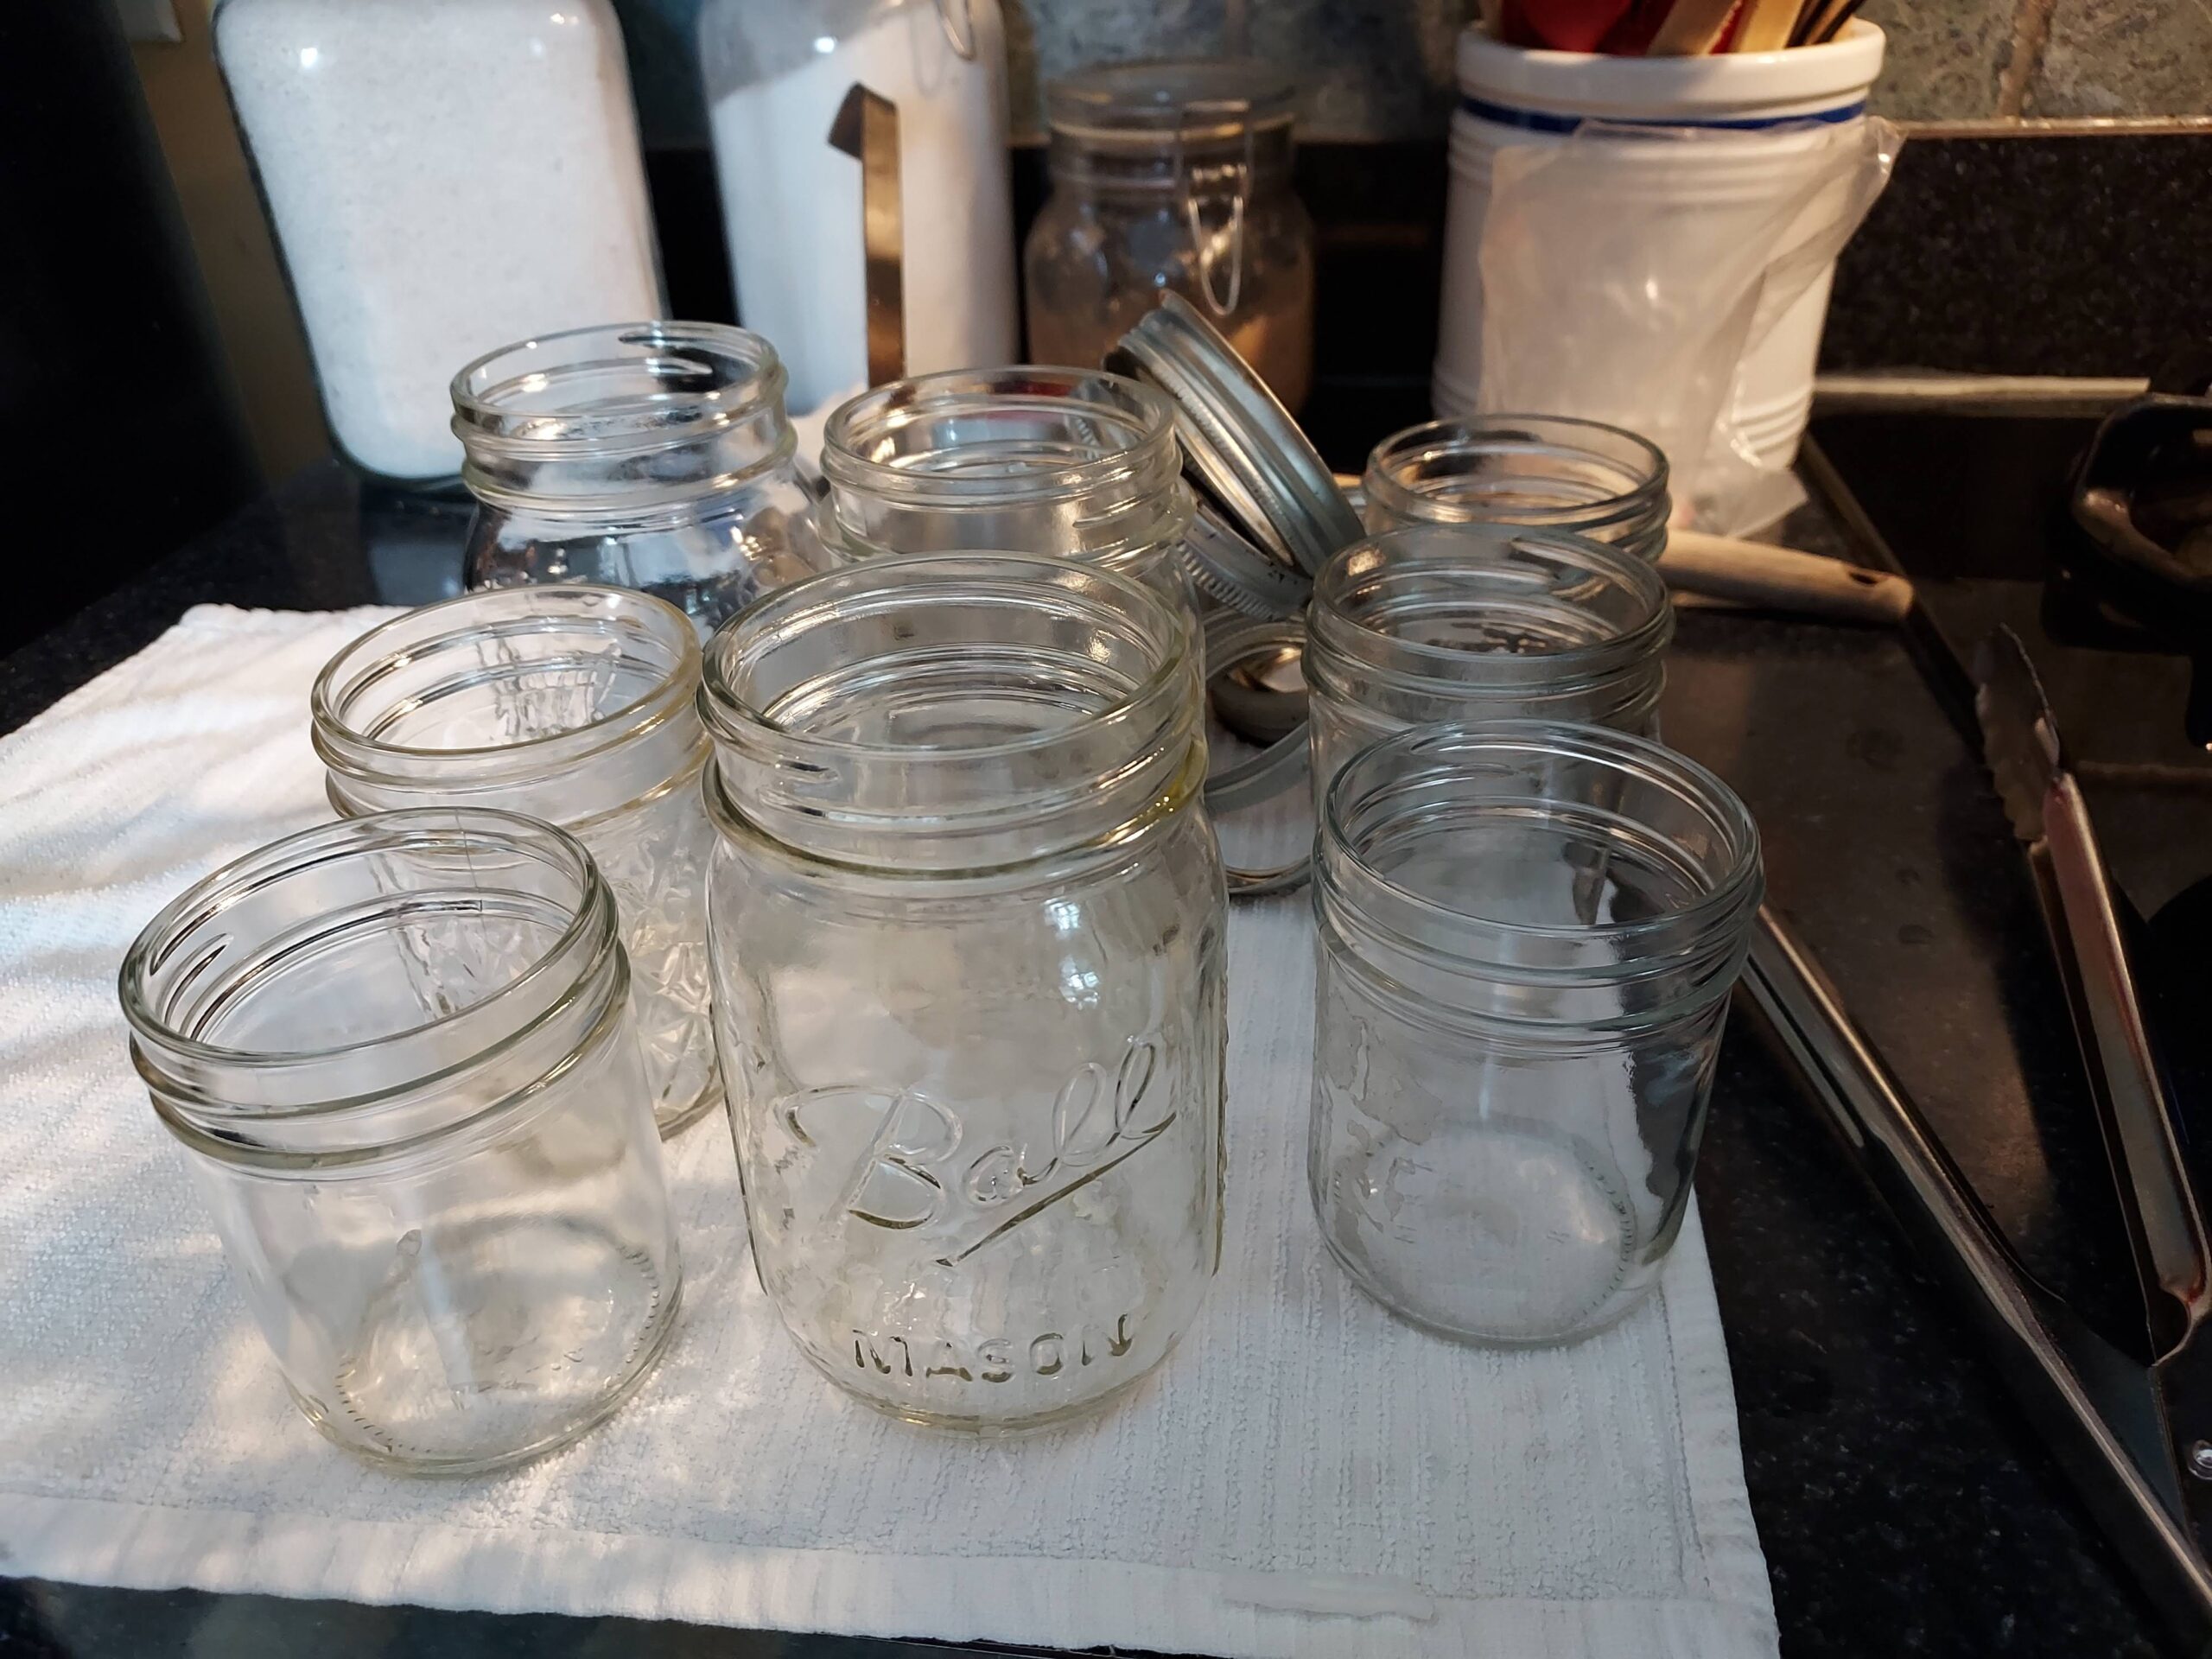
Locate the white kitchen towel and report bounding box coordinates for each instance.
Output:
[0,606,1777,1659]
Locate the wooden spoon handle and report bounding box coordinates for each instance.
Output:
[1732,0,1802,51]
[1660,529,1916,626]
[1647,0,1741,54]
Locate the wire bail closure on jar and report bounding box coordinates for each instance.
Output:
[1171,97,1256,317]
[933,0,976,60]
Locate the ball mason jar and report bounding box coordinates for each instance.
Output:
[1310,722,1762,1346]
[700,553,1227,1430]
[1025,58,1315,411]
[454,321,823,632]
[119,810,682,1473]
[816,366,1195,605]
[1362,416,1671,563]
[1305,524,1674,811]
[313,585,721,1138]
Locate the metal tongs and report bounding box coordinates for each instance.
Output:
[1744,627,2212,1644]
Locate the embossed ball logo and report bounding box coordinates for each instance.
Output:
[779,1032,1176,1268]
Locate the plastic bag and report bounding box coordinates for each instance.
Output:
[1472,116,1901,534]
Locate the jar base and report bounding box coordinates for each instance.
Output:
[1319,1228,1656,1351]
[655,1077,724,1140]
[293,1239,683,1477]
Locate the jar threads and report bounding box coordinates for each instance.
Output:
[1362,415,1672,562]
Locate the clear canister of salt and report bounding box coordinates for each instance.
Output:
[213,0,664,486]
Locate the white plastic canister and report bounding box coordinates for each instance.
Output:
[1436,23,1885,482]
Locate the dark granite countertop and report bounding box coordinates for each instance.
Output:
[0,445,2182,1658]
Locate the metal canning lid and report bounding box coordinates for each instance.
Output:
[1178,499,1313,619]
[1108,293,1364,578]
[1201,611,1313,896]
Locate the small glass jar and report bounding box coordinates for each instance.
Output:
[817,366,1195,602]
[1305,524,1675,810]
[120,810,683,1473]
[313,585,721,1139]
[701,553,1226,1430]
[1026,59,1315,411]
[1362,416,1672,562]
[1310,721,1762,1346]
[454,321,822,632]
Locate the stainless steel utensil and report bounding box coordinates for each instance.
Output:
[1975,627,2212,1363]
[1744,908,2212,1646]
[1744,628,2212,1646]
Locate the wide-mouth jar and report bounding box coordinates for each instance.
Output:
[119,810,682,1474]
[1304,524,1674,808]
[699,553,1226,1430]
[816,366,1194,599]
[1362,415,1671,562]
[313,585,721,1137]
[1309,720,1760,1347]
[453,321,822,628]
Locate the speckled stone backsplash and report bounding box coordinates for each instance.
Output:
[613,0,2211,145]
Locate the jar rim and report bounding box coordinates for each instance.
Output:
[1363,415,1670,535]
[1320,720,1761,954]
[820,366,1178,505]
[120,810,617,1098]
[311,584,702,787]
[699,552,1203,873]
[700,552,1189,766]
[1309,524,1674,690]
[1046,56,1297,143]
[450,321,785,446]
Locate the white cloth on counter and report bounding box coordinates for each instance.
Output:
[0,605,1777,1659]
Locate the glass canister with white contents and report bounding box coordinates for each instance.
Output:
[816,367,1195,605]
[700,553,1226,1430]
[313,585,720,1139]
[213,0,663,485]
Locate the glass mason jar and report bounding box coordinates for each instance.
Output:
[213,0,663,485]
[1362,416,1672,563]
[119,810,683,1473]
[1310,721,1762,1346]
[1305,524,1675,810]
[700,553,1226,1430]
[313,585,721,1139]
[1026,59,1315,411]
[817,366,1195,603]
[454,321,823,632]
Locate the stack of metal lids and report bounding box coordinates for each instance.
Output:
[1108,293,1363,611]
[1109,294,1365,893]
